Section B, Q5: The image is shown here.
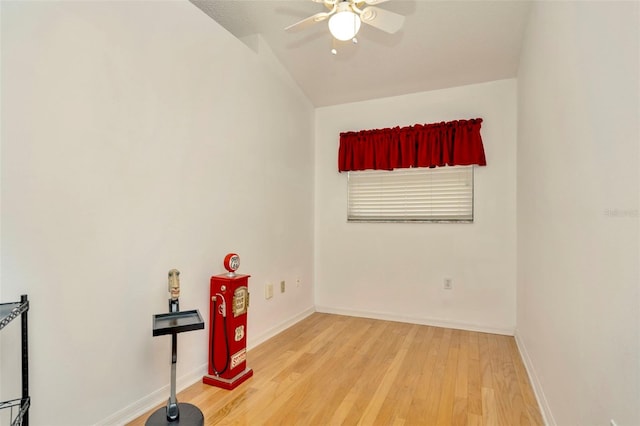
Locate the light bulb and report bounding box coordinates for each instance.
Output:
[328,10,361,41]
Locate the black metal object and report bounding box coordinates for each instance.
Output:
[0,294,30,426]
[148,309,204,425]
[20,295,29,426]
[152,310,204,336]
[144,403,203,426]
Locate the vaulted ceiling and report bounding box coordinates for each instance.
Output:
[191,0,532,107]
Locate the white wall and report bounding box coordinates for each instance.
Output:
[0,1,315,425]
[315,79,517,334]
[516,2,639,425]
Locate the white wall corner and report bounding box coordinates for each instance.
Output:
[239,33,260,54]
[244,34,312,108]
[514,330,553,426]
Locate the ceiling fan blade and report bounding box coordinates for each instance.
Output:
[360,0,391,5]
[359,6,404,34]
[285,11,331,32]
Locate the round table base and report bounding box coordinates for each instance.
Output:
[145,403,203,426]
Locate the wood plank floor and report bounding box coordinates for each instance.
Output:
[128,313,544,425]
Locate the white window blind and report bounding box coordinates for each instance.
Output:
[347,166,474,222]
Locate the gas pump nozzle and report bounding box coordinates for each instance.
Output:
[215,293,227,317]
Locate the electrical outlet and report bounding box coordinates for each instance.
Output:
[444,278,453,290]
[265,283,273,299]
[280,280,285,293]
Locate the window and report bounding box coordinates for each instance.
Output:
[347,166,474,222]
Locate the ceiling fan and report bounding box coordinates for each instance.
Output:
[284,0,405,42]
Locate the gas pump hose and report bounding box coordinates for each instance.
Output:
[211,295,230,375]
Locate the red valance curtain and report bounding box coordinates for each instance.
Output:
[338,118,486,172]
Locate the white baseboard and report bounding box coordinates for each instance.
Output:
[95,307,315,426]
[315,305,515,336]
[247,306,315,350]
[96,363,208,426]
[514,330,553,426]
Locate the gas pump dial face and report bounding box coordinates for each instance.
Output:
[224,253,240,273]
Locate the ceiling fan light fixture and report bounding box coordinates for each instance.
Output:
[328,10,361,41]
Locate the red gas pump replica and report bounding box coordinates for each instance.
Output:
[202,253,253,390]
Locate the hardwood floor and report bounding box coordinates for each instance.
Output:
[128,313,544,425]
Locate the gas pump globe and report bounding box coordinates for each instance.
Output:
[224,253,240,277]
